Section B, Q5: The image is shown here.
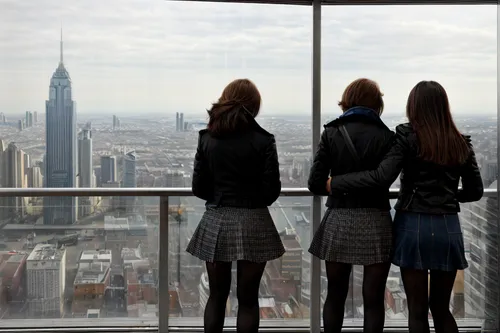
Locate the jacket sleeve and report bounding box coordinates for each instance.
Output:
[329,125,408,192]
[191,133,212,201]
[457,138,484,202]
[260,136,282,206]
[308,130,331,195]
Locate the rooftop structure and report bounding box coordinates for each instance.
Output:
[79,250,112,264]
[27,244,65,263]
[74,262,110,285]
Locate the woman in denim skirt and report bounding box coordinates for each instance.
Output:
[327,81,484,333]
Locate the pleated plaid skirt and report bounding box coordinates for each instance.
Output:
[309,208,393,265]
[186,207,285,263]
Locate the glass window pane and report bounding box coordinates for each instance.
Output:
[321,4,498,329]
[1,0,312,328]
[171,195,311,325]
[165,1,312,327]
[0,196,158,325]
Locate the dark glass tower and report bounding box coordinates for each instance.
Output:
[44,30,77,224]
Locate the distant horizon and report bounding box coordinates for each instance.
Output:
[0,111,497,119]
[2,3,497,117]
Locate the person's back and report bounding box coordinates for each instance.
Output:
[187,78,284,333]
[328,80,484,333]
[308,78,394,333]
[195,126,279,208]
[391,123,482,213]
[309,110,393,209]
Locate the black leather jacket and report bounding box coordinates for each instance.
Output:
[308,111,394,210]
[192,118,281,208]
[329,123,484,214]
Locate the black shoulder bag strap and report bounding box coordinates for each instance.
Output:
[338,125,360,164]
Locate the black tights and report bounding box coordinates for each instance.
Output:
[204,260,266,333]
[323,261,391,333]
[401,268,458,333]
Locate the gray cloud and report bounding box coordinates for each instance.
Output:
[0,1,496,115]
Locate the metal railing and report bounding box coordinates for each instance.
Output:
[0,187,496,333]
[0,187,495,197]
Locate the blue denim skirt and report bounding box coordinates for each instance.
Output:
[392,211,468,271]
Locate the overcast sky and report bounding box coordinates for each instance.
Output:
[0,1,497,117]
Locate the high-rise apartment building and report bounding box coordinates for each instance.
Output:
[112,115,120,130]
[27,166,43,188]
[101,155,117,185]
[175,112,185,132]
[25,111,33,128]
[123,152,137,188]
[2,143,27,219]
[165,170,185,188]
[44,31,77,225]
[78,128,93,188]
[26,244,66,318]
[461,180,499,330]
[122,152,137,211]
[78,128,94,217]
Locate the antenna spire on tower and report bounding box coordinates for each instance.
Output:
[60,25,64,64]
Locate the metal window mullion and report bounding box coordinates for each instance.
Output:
[310,1,322,333]
[495,3,500,331]
[159,196,170,333]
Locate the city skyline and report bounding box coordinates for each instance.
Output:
[0,1,497,115]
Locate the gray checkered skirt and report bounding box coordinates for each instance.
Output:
[186,207,285,263]
[309,208,393,265]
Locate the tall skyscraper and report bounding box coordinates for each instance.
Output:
[112,115,120,130]
[27,166,43,188]
[101,155,117,185]
[25,111,33,127]
[461,180,499,330]
[122,151,137,211]
[2,143,27,219]
[44,30,77,225]
[165,170,185,187]
[123,151,137,188]
[179,113,184,132]
[33,111,38,124]
[0,139,5,187]
[78,128,93,188]
[176,112,180,132]
[78,128,93,217]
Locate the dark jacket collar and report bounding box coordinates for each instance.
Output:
[249,116,273,136]
[326,106,389,130]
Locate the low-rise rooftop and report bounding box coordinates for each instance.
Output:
[27,244,65,262]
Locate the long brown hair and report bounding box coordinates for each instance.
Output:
[338,78,384,115]
[207,79,261,136]
[406,81,469,166]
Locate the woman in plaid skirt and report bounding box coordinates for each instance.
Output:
[308,78,393,333]
[186,79,284,333]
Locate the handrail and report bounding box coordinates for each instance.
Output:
[176,0,498,5]
[0,187,495,197]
